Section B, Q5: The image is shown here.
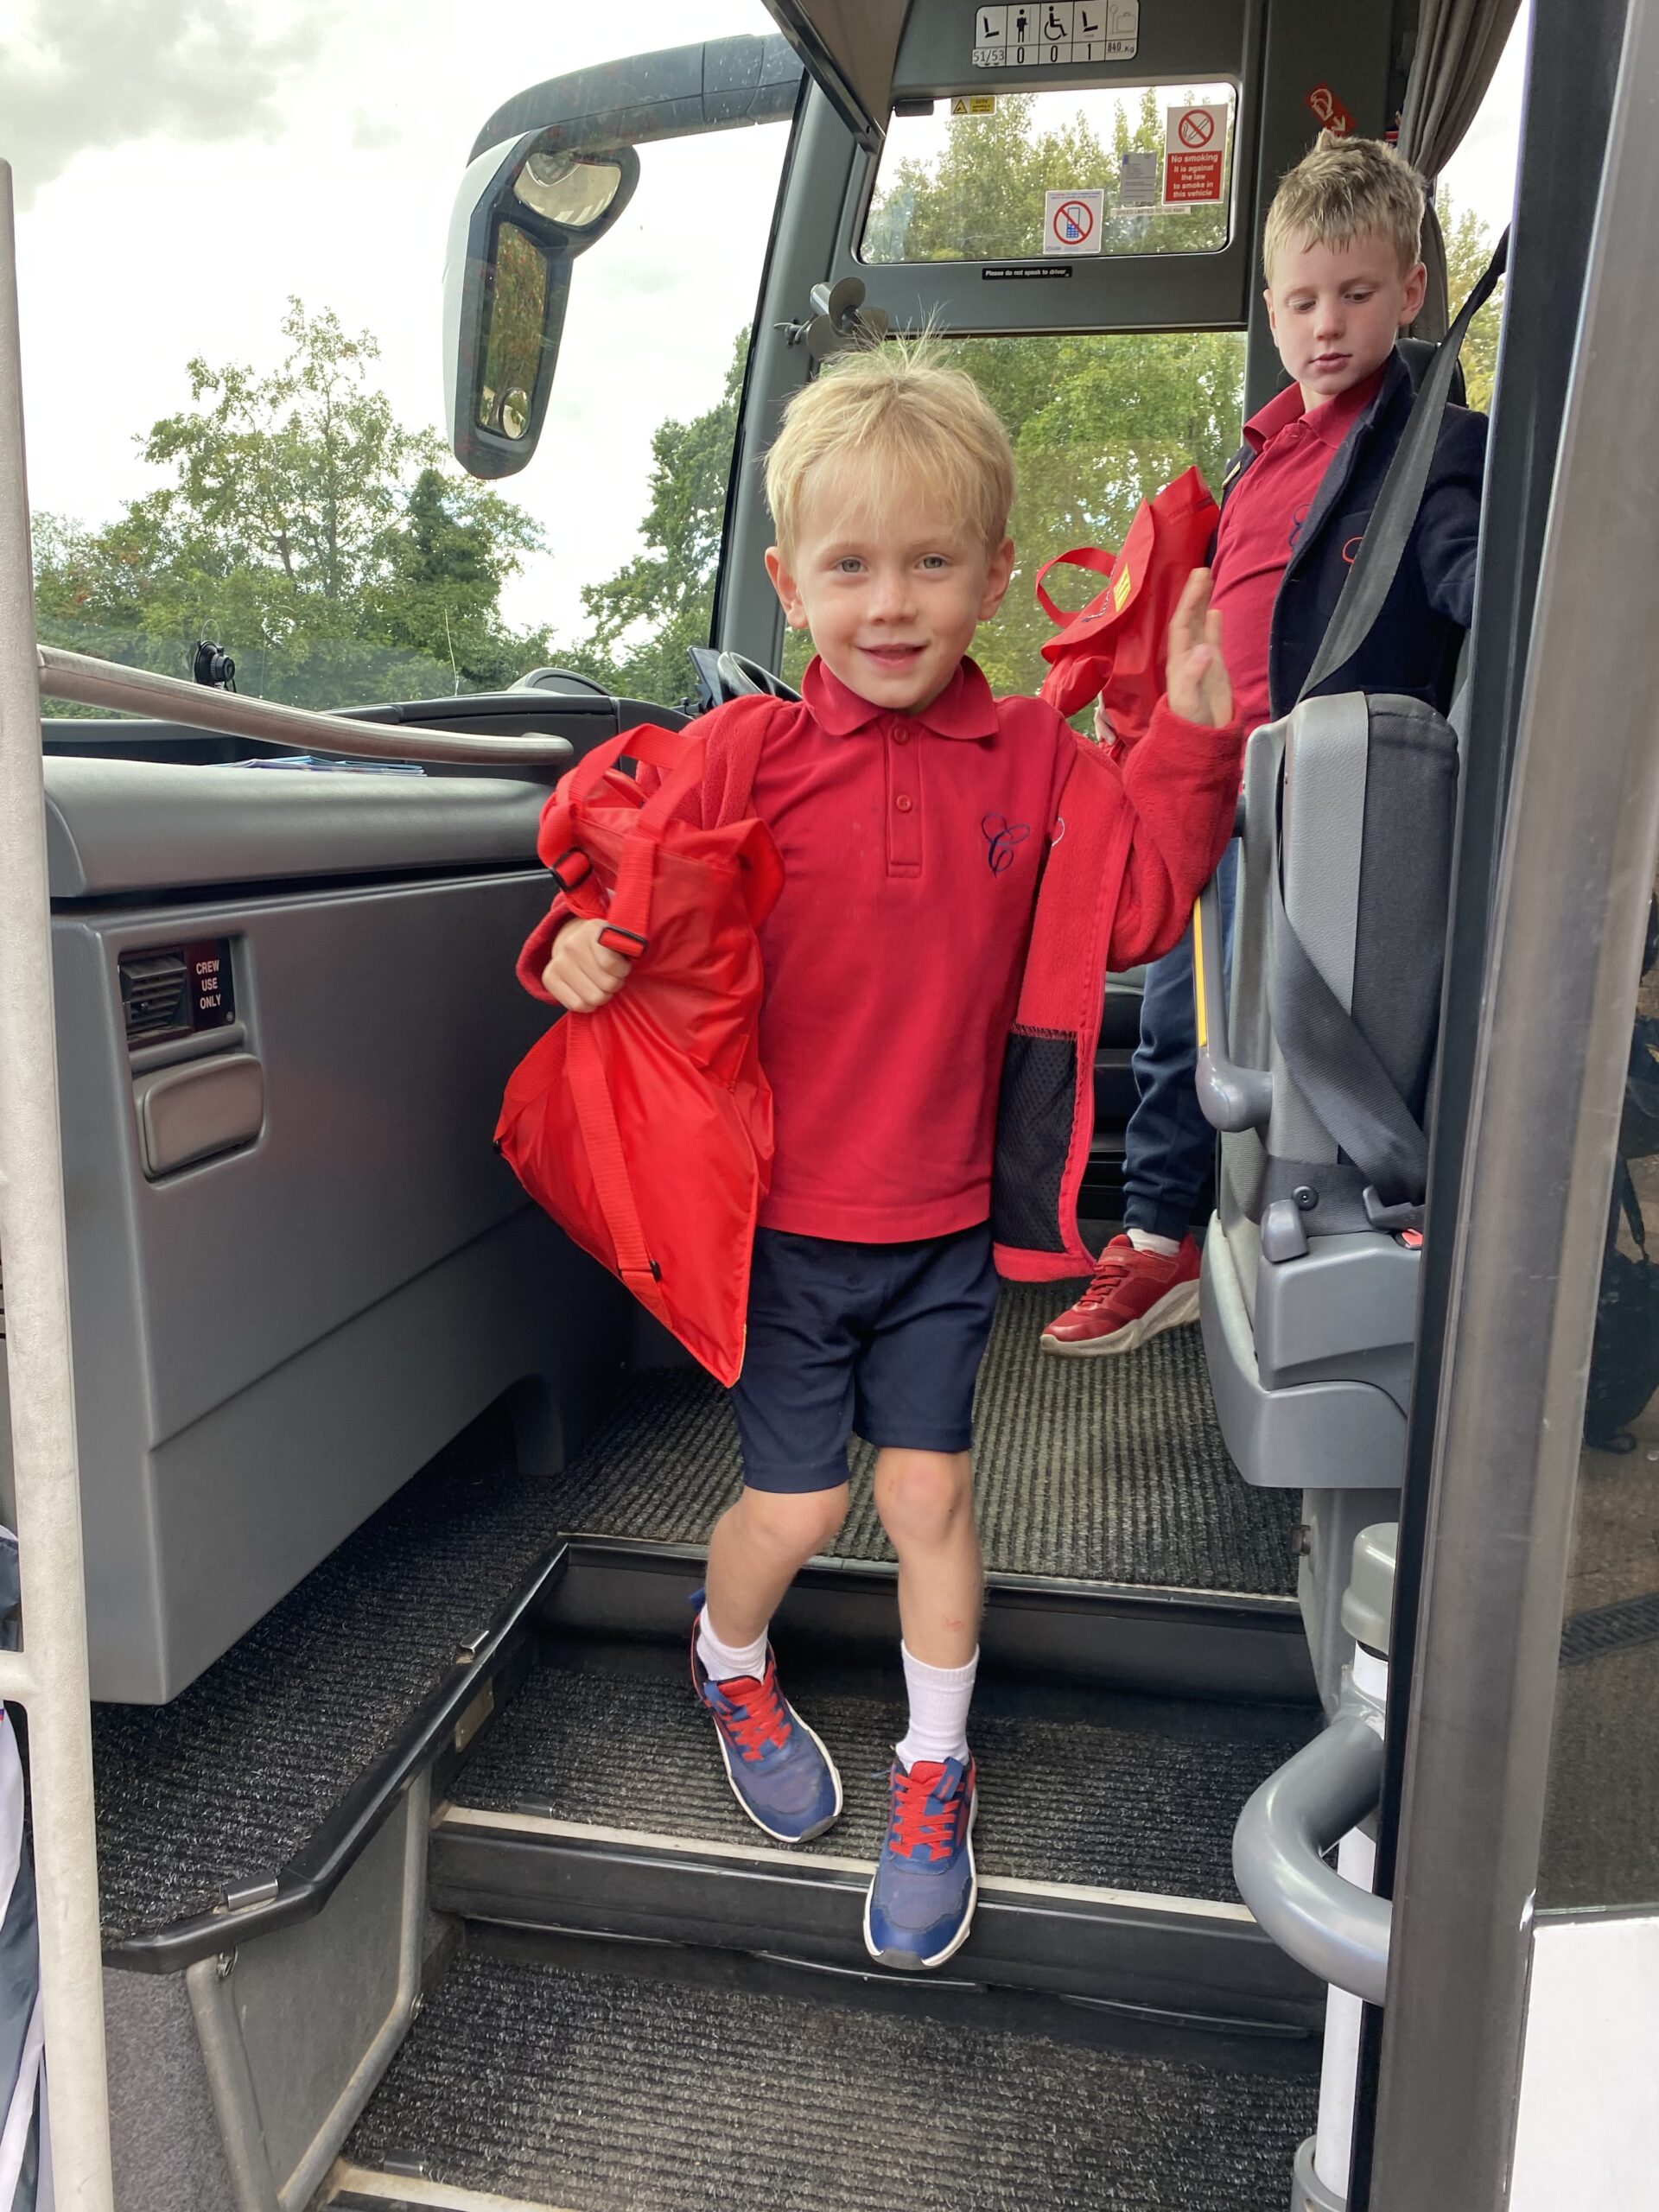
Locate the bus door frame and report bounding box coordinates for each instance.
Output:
[1354,0,1659,2202]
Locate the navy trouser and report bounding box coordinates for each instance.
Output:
[1121,842,1238,1243]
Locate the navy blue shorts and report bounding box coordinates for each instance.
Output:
[729,1224,1001,1494]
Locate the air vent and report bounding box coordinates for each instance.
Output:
[121,951,190,1043]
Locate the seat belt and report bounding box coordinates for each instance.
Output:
[1294,232,1506,702]
[1270,235,1507,1213]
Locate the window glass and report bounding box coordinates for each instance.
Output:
[861,86,1236,265]
[1538,868,1659,1912]
[16,4,791,715]
[782,327,1246,698]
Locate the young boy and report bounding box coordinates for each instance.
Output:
[534,345,1244,1970]
[1043,131,1488,1356]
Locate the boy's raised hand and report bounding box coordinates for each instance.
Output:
[541,916,632,1013]
[1164,567,1234,730]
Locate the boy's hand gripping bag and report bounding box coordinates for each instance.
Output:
[496,712,784,1386]
[1035,466,1219,734]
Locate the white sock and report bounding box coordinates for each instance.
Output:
[1126,1228,1181,1257]
[894,1642,978,1770]
[696,1610,769,1684]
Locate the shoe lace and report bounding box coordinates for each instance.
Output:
[718,1670,791,1763]
[887,1764,960,1861]
[1076,1244,1136,1311]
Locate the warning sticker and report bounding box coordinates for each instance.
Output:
[972,1,1139,68]
[1163,102,1228,207]
[1044,188,1104,256]
[1118,149,1159,207]
[951,93,997,115]
[1306,83,1357,137]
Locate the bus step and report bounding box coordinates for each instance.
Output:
[431,1604,1321,2031]
[329,1929,1319,2212]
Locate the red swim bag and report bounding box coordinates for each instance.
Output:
[496,710,784,1385]
[1035,466,1220,734]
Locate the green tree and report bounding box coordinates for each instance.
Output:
[34,301,555,709]
[1438,192,1503,411]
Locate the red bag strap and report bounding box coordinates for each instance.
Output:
[563,1015,673,1326]
[537,726,709,958]
[1033,545,1119,628]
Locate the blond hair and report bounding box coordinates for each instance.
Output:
[763,340,1015,558]
[1263,131,1426,279]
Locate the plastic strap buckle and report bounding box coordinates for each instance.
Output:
[597,924,648,959]
[548,847,591,893]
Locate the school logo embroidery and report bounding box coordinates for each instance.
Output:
[982,813,1031,875]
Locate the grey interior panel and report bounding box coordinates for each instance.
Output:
[3,760,628,1700]
[1199,1220,1407,1497]
[43,756,551,899]
[1253,1234,1421,1410]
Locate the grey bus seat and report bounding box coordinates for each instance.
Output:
[1191,237,1503,1705]
[1196,697,1457,1701]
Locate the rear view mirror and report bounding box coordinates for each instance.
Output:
[445,39,803,482]
[444,138,639,480]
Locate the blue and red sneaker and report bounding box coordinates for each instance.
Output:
[690,1606,842,1846]
[863,1754,978,1971]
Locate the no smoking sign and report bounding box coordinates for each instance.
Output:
[1163,102,1228,207]
[1043,188,1104,255]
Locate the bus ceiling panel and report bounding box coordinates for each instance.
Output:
[893,0,1256,95]
[761,2,909,149]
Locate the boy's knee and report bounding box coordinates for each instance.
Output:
[740,1481,848,1560]
[875,1451,973,1548]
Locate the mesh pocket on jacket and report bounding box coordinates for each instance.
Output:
[990,1027,1075,1251]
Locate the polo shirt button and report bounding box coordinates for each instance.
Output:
[893,730,909,744]
[895,793,913,812]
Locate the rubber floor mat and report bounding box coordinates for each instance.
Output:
[556,1283,1299,1595]
[452,1643,1313,1901]
[94,1283,1292,1943]
[92,1408,545,1943]
[345,1944,1316,2211]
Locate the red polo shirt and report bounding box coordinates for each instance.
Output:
[1211,366,1385,730]
[753,655,1073,1241]
[518,657,1243,1248]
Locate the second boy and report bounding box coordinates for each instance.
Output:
[1043,131,1487,1356]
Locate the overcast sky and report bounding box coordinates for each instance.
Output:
[0,0,1530,652]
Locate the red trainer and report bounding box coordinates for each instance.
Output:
[1039,1234,1202,1357]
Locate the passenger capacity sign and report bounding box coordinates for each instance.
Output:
[972,2,1140,67]
[1163,103,1228,206]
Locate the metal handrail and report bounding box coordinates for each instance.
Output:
[1231,1704,1391,2006]
[38,644,576,767]
[0,162,116,2206]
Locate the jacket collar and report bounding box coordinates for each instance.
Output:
[1243,359,1391,456]
[1277,351,1413,575]
[801,652,1000,741]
